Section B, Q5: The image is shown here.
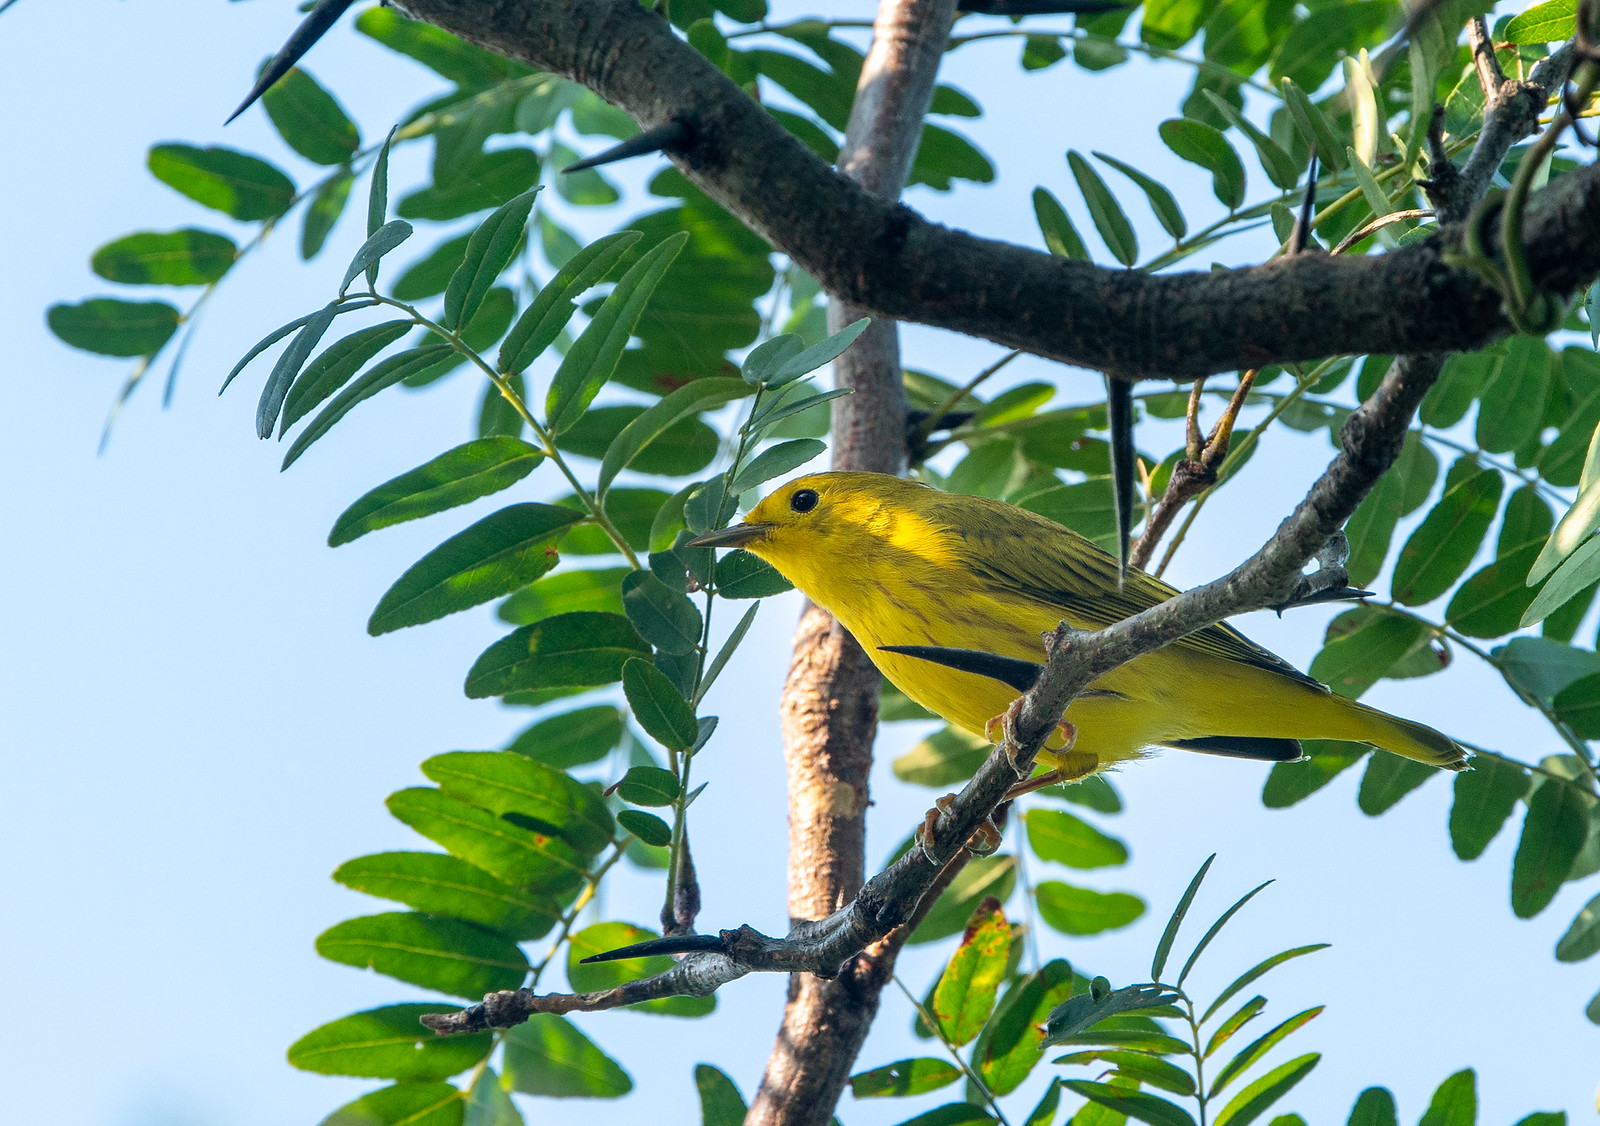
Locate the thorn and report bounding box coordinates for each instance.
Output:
[878,645,1043,693]
[225,0,356,125]
[1106,376,1135,585]
[1290,148,1319,255]
[563,119,693,174]
[578,933,726,963]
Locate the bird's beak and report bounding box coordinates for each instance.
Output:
[686,523,775,549]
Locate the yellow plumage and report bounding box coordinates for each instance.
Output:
[696,471,1464,778]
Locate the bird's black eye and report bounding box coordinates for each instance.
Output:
[790,488,819,514]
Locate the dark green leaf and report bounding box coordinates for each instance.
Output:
[910,855,1017,944]
[696,1064,747,1126]
[1450,755,1532,859]
[622,571,703,655]
[1203,944,1329,1024]
[445,189,539,333]
[1033,187,1089,259]
[508,706,622,769]
[302,172,352,260]
[1477,335,1553,453]
[1421,348,1497,428]
[259,302,342,437]
[599,377,752,494]
[976,958,1075,1095]
[1067,151,1138,265]
[1042,774,1122,813]
[933,897,1012,1045]
[283,343,457,469]
[47,298,179,357]
[464,1067,522,1126]
[1093,152,1186,239]
[283,320,412,433]
[1270,4,1391,91]
[1279,78,1345,173]
[332,851,558,940]
[399,150,542,221]
[1556,890,1600,961]
[1036,881,1143,936]
[262,66,360,165]
[369,503,581,634]
[617,809,672,846]
[1200,92,1299,190]
[1392,458,1503,606]
[342,220,413,293]
[1177,881,1273,987]
[1512,779,1591,917]
[909,122,995,190]
[1347,1087,1398,1126]
[1204,996,1265,1058]
[731,439,827,493]
[1159,119,1245,209]
[503,1014,632,1097]
[147,143,295,221]
[1492,636,1600,703]
[1213,1054,1319,1126]
[367,124,397,286]
[320,1083,463,1126]
[1057,1051,1196,1095]
[558,488,668,555]
[623,658,700,751]
[1309,610,1430,698]
[547,234,689,432]
[289,1004,492,1079]
[714,549,794,598]
[616,764,681,806]
[423,750,614,855]
[466,611,650,698]
[1262,741,1367,808]
[1417,1069,1476,1126]
[357,8,529,88]
[315,912,529,998]
[557,406,719,477]
[1445,541,1545,638]
[769,317,872,386]
[1025,1080,1062,1126]
[331,438,543,546]
[1062,1080,1197,1126]
[1211,1009,1322,1094]
[566,922,716,1016]
[91,229,236,286]
[700,602,761,700]
[850,1058,961,1098]
[1151,853,1213,982]
[395,234,471,301]
[894,726,990,787]
[1025,808,1128,869]
[890,1103,995,1126]
[751,387,854,433]
[385,787,587,892]
[1357,753,1438,815]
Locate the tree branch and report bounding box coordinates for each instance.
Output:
[403,0,1592,377]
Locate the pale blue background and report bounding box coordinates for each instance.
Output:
[0,2,1593,1124]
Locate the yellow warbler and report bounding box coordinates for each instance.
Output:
[690,471,1464,781]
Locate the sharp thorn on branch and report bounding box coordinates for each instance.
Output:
[879,645,1043,693]
[578,933,727,964]
[1106,376,1136,586]
[224,0,356,125]
[1291,149,1320,255]
[563,119,694,174]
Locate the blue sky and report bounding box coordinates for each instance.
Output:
[0,2,1593,1124]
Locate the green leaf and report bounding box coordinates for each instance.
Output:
[500,567,628,624]
[262,66,360,165]
[342,220,413,295]
[714,549,793,598]
[623,658,700,751]
[730,439,827,493]
[385,787,587,892]
[558,406,719,478]
[1512,779,1592,917]
[1211,1009,1322,1094]
[1025,808,1128,869]
[1200,92,1299,190]
[696,1064,748,1126]
[894,726,990,786]
[1141,0,1211,48]
[1213,1054,1319,1126]
[1505,0,1576,43]
[1477,336,1553,454]
[357,7,529,87]
[1203,944,1329,1024]
[503,1014,632,1097]
[622,571,703,655]
[1270,4,1391,92]
[369,504,581,634]
[367,124,397,284]
[1092,152,1186,239]
[910,854,1017,944]
[598,377,752,495]
[558,488,669,556]
[466,611,650,698]
[616,809,672,846]
[464,1068,522,1126]
[1158,119,1244,209]
[1417,1069,1476,1126]
[320,1083,463,1126]
[1033,187,1089,259]
[1025,1080,1062,1126]
[975,958,1075,1095]
[423,750,614,855]
[1347,1087,1398,1126]
[1279,79,1346,173]
[1177,881,1274,988]
[850,1058,962,1098]
[283,344,456,469]
[508,705,622,769]
[769,317,872,386]
[281,322,406,435]
[303,172,353,259]
[91,228,237,286]
[331,438,543,546]
[47,298,179,357]
[1392,458,1503,606]
[1449,755,1531,860]
[1062,1081,1196,1126]
[400,149,542,221]
[1445,541,1545,638]
[1067,151,1138,265]
[566,922,716,1016]
[700,602,761,700]
[1556,890,1600,961]
[1042,774,1122,813]
[751,387,854,433]
[332,851,558,940]
[315,912,529,998]
[259,301,344,437]
[1151,853,1212,982]
[891,1104,995,1126]
[1524,535,1600,628]
[1493,636,1600,703]
[932,898,1012,1046]
[547,233,689,433]
[616,764,681,806]
[289,1004,492,1079]
[1357,753,1437,815]
[147,143,295,221]
[1262,742,1367,808]
[1036,881,1143,936]
[1309,610,1430,699]
[1205,996,1265,1058]
[442,191,537,335]
[1421,348,1497,429]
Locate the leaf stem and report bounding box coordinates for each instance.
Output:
[890,975,1014,1126]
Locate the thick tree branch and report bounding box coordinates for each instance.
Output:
[403,0,1594,377]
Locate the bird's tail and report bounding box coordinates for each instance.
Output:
[1319,694,1468,770]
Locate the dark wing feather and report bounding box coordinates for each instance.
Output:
[932,493,1325,691]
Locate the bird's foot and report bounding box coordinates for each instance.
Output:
[984,699,1075,769]
[1004,750,1100,800]
[917,794,1003,861]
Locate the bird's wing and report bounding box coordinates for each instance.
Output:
[944,497,1325,691]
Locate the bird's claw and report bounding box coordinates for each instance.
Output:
[984,699,1075,770]
[916,793,1003,861]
